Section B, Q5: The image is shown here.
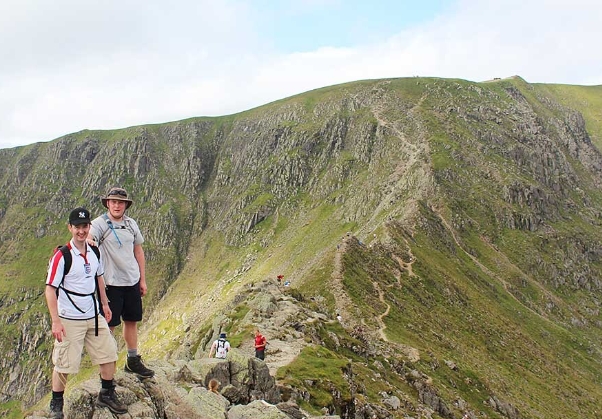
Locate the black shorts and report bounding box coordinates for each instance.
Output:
[102,282,143,327]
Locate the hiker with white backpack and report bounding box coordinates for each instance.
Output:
[209,333,231,359]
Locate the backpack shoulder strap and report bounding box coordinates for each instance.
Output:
[58,244,72,279]
[123,217,137,236]
[97,214,112,246]
[90,244,101,261]
[100,213,125,247]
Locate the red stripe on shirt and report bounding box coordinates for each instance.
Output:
[47,250,64,287]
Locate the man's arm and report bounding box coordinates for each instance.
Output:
[209,341,216,358]
[45,286,65,342]
[133,244,147,296]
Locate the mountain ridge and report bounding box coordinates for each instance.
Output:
[1,75,602,418]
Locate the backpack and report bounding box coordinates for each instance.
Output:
[215,339,228,358]
[55,243,101,279]
[52,243,102,335]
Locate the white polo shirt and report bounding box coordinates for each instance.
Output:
[46,240,104,320]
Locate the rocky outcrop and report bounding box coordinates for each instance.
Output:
[26,355,337,419]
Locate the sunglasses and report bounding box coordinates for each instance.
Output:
[108,189,128,198]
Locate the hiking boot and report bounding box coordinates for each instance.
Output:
[49,398,64,419]
[124,355,155,378]
[96,387,127,415]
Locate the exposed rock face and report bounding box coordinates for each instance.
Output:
[25,355,331,419]
[488,396,521,419]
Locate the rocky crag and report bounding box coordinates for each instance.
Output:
[1,76,602,418]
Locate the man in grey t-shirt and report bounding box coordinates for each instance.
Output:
[90,187,154,378]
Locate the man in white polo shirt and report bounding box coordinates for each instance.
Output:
[45,207,127,418]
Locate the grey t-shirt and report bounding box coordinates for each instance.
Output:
[90,214,144,287]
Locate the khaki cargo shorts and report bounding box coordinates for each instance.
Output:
[52,316,118,374]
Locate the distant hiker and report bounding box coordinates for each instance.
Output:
[89,187,154,378]
[254,329,267,360]
[208,379,220,394]
[209,333,231,359]
[277,274,284,286]
[45,208,127,418]
[336,312,342,322]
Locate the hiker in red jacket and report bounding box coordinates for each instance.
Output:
[254,329,267,360]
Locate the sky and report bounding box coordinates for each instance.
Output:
[1,0,601,150]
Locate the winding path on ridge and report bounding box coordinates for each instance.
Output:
[332,235,421,362]
[373,241,417,342]
[372,281,390,341]
[331,237,358,328]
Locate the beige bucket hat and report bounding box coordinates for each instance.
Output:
[101,187,133,209]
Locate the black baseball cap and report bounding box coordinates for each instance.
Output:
[69,207,91,225]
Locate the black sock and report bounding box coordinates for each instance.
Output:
[101,378,114,390]
[52,390,64,400]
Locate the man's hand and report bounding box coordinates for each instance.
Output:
[52,320,66,342]
[102,303,112,323]
[139,280,148,297]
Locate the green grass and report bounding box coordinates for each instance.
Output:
[332,206,602,419]
[1,400,26,419]
[276,345,352,410]
[226,303,253,348]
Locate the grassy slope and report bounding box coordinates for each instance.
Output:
[295,201,602,418]
[412,79,602,418]
[141,199,357,357]
[389,221,602,418]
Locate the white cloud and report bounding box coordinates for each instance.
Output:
[1,0,601,149]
